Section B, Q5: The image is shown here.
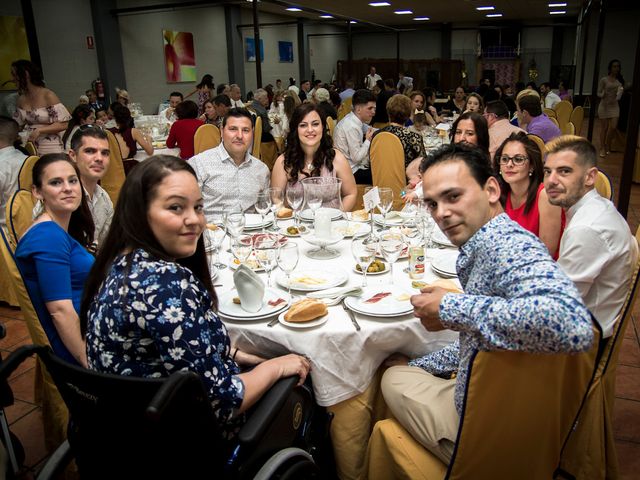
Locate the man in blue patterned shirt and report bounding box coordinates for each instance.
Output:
[380,143,594,464]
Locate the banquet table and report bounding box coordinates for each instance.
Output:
[213,214,460,407]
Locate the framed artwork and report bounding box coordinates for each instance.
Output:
[0,16,30,91]
[278,41,294,63]
[163,30,196,83]
[245,38,264,62]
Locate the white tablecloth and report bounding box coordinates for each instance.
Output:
[134,147,180,161]
[215,216,459,407]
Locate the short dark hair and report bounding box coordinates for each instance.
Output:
[419,143,494,188]
[517,95,542,117]
[0,116,20,144]
[352,89,375,106]
[301,79,310,85]
[169,91,183,100]
[545,135,597,168]
[485,100,510,120]
[222,107,254,128]
[450,111,490,155]
[540,82,552,90]
[213,94,232,107]
[175,100,199,120]
[70,125,108,152]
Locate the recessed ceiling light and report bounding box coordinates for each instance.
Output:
[286,7,302,12]
[476,6,495,11]
[369,2,391,6]
[486,13,503,17]
[548,3,567,6]
[414,17,430,21]
[394,10,413,15]
[350,20,357,23]
[549,10,566,14]
[320,15,334,18]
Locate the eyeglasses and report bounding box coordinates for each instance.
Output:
[498,154,528,166]
[78,124,105,131]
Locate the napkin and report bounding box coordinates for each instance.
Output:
[385,211,401,220]
[233,264,265,312]
[307,286,362,299]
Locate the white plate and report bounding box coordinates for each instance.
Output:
[431,227,456,247]
[299,208,343,222]
[278,310,329,329]
[344,211,371,223]
[333,220,367,238]
[210,265,218,282]
[229,256,264,272]
[352,262,390,275]
[218,288,290,320]
[344,286,413,317]
[275,268,348,291]
[244,213,274,230]
[431,251,459,276]
[373,213,403,226]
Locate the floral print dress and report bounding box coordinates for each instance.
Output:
[86,249,245,440]
[13,103,71,154]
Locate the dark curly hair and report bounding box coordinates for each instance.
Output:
[11,59,45,92]
[283,103,335,182]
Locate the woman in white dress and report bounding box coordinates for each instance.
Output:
[597,59,624,157]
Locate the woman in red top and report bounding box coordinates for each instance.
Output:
[495,132,564,258]
[167,100,204,159]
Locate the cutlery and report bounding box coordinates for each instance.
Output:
[341,301,361,331]
[320,290,363,306]
[267,316,279,327]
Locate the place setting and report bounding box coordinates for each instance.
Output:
[431,250,459,279]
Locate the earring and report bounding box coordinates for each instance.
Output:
[499,170,503,176]
[529,171,533,176]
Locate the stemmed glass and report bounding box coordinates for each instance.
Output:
[207,214,227,270]
[277,241,299,297]
[231,234,253,266]
[380,231,405,285]
[378,187,394,231]
[268,187,284,232]
[363,186,378,241]
[225,211,245,240]
[254,234,278,287]
[306,188,323,221]
[351,236,378,288]
[255,191,272,233]
[286,185,304,228]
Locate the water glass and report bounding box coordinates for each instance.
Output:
[226,212,245,239]
[255,192,272,233]
[286,185,304,227]
[277,241,299,297]
[380,232,405,285]
[351,236,378,287]
[269,187,284,231]
[254,234,278,287]
[378,187,394,230]
[207,215,227,270]
[231,234,253,265]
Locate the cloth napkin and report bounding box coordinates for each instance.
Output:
[233,264,265,312]
[307,286,362,299]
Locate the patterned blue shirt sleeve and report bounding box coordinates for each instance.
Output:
[408,339,459,377]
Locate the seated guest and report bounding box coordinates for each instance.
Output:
[81,155,310,442]
[115,88,130,107]
[423,87,442,124]
[188,108,269,217]
[443,86,466,115]
[372,94,425,168]
[483,100,524,161]
[516,93,561,143]
[62,104,95,151]
[86,89,106,113]
[407,91,435,127]
[313,88,338,121]
[464,92,484,114]
[229,84,244,108]
[495,132,563,257]
[333,89,376,184]
[268,90,288,139]
[166,100,203,160]
[271,103,357,211]
[159,91,183,123]
[376,143,593,469]
[201,94,231,129]
[371,80,395,125]
[250,89,275,143]
[95,109,108,127]
[339,79,356,102]
[396,72,413,94]
[0,117,27,231]
[108,103,153,174]
[544,135,639,337]
[15,153,95,366]
[558,80,572,103]
[540,82,562,109]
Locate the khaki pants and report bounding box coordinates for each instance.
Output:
[381,366,459,464]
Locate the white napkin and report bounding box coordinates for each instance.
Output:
[307,286,362,299]
[233,264,265,312]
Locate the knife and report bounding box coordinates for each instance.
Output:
[341,301,361,331]
[267,316,279,327]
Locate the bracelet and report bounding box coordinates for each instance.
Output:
[232,347,239,361]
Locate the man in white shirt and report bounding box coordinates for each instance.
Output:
[0,116,26,231]
[188,108,270,218]
[483,100,524,161]
[159,92,183,123]
[364,66,382,90]
[298,80,311,102]
[397,72,413,93]
[544,135,638,337]
[69,127,114,246]
[229,84,245,108]
[540,82,562,109]
[332,89,376,184]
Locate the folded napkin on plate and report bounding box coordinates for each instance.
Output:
[385,211,401,220]
[307,286,362,299]
[233,264,265,312]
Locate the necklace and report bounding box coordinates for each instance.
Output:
[306,162,313,171]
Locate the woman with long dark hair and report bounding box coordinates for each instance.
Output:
[107,102,153,173]
[271,103,357,211]
[450,111,490,154]
[185,73,215,115]
[597,59,625,157]
[62,104,95,150]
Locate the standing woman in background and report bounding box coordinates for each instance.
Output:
[185,74,214,116]
[597,59,624,158]
[11,59,71,154]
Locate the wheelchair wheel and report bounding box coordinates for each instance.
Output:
[274,457,320,480]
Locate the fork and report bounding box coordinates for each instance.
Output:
[318,290,363,306]
[341,300,361,331]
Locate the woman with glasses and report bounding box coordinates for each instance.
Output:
[495,132,564,257]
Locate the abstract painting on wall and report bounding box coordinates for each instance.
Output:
[278,41,293,63]
[163,30,196,83]
[245,38,264,62]
[0,16,30,91]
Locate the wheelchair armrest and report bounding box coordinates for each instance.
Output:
[36,440,74,480]
[146,371,203,420]
[0,345,45,381]
[238,375,299,445]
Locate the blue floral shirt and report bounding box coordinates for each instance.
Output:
[409,214,594,415]
[86,249,245,439]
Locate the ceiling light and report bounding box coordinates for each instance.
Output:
[350,20,357,24]
[394,10,413,15]
[414,17,430,21]
[476,6,495,11]
[320,15,334,18]
[549,10,566,14]
[486,13,503,17]
[286,7,302,12]
[369,2,391,6]
[548,3,567,6]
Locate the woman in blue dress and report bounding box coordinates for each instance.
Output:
[80,155,310,440]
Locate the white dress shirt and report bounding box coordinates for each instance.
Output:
[544,91,562,109]
[332,112,370,174]
[0,146,27,231]
[364,73,381,90]
[188,142,270,220]
[88,184,114,246]
[231,99,245,109]
[558,189,639,337]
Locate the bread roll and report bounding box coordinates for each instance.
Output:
[431,279,462,294]
[284,298,328,323]
[277,207,293,219]
[352,209,368,221]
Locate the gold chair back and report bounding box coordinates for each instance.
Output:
[527,133,546,159]
[252,116,262,159]
[594,169,613,201]
[370,132,405,211]
[337,97,352,122]
[570,106,584,136]
[17,155,39,191]
[326,116,336,137]
[543,108,557,118]
[549,116,560,128]
[193,124,221,155]
[554,100,573,130]
[6,189,34,246]
[561,121,576,136]
[102,129,127,206]
[24,141,37,157]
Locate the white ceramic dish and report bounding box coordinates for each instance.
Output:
[218,288,290,320]
[278,311,329,329]
[275,268,348,292]
[344,286,413,317]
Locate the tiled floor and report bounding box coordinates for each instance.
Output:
[1,126,640,478]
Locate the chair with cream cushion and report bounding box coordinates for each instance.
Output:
[17,155,39,191]
[193,124,221,155]
[594,169,614,201]
[102,130,127,206]
[369,132,405,211]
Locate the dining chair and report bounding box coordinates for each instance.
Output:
[370,132,406,211]
[17,155,39,190]
[326,116,336,137]
[6,189,35,246]
[554,100,573,131]
[252,116,263,159]
[549,116,560,128]
[367,327,601,480]
[193,123,221,155]
[24,141,37,157]
[337,97,352,122]
[102,129,127,206]
[557,229,640,480]
[543,107,557,119]
[561,121,576,136]
[527,133,546,159]
[570,106,584,136]
[594,169,614,201]
[0,228,69,454]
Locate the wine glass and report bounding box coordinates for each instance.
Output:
[277,241,299,297]
[254,234,278,287]
[378,187,394,231]
[286,184,304,227]
[268,187,284,232]
[351,236,378,288]
[207,214,227,270]
[306,188,323,221]
[254,191,272,233]
[231,234,253,265]
[363,186,378,241]
[225,212,245,240]
[380,231,405,285]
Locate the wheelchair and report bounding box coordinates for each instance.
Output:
[0,344,336,479]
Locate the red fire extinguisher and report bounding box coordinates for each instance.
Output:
[93,78,105,100]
